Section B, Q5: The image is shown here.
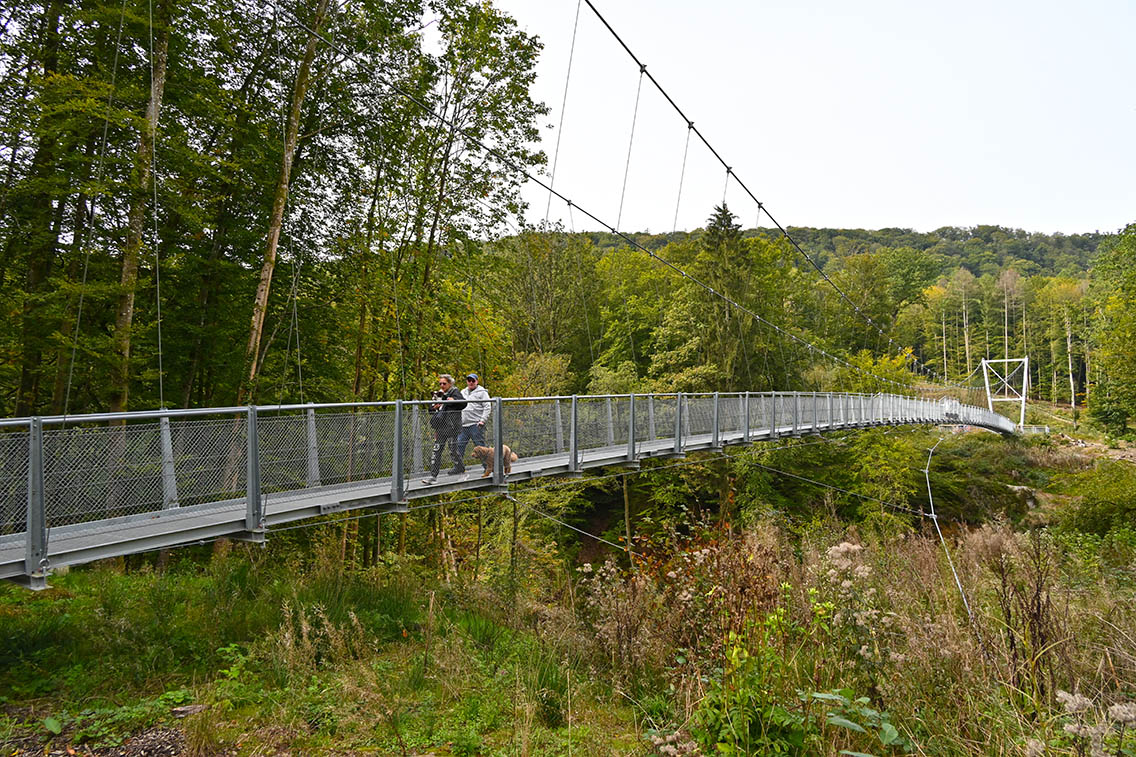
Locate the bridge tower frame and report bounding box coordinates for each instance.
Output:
[981,356,1029,429]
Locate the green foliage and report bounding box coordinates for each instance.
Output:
[692,620,910,754]
[1091,224,1136,433]
[1060,460,1136,535]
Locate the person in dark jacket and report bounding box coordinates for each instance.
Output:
[423,374,466,484]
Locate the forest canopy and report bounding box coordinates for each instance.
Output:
[0,0,1132,438]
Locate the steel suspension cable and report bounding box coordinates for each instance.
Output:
[544,0,583,224]
[280,9,917,392]
[149,0,166,408]
[672,123,692,234]
[581,0,954,388]
[616,66,645,231]
[63,0,129,420]
[924,438,990,659]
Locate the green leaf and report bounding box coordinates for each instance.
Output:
[43,716,62,735]
[878,722,900,745]
[810,692,848,703]
[828,714,868,733]
[839,751,877,757]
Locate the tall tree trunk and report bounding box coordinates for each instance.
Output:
[941,309,948,377]
[50,140,97,415]
[108,0,171,414]
[1003,288,1009,362]
[1064,307,1076,417]
[14,1,65,417]
[238,0,331,404]
[962,291,972,375]
[352,162,385,397]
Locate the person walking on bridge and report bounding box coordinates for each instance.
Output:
[423,374,465,484]
[456,373,491,465]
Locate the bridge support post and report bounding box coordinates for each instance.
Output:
[674,393,683,455]
[812,392,819,434]
[23,417,49,589]
[554,400,564,453]
[605,398,615,446]
[410,404,423,473]
[828,394,836,430]
[792,392,801,437]
[243,406,265,541]
[391,401,405,503]
[492,398,505,485]
[711,392,721,449]
[160,416,179,508]
[626,394,637,465]
[770,392,778,439]
[305,408,321,488]
[648,395,656,441]
[569,396,579,474]
[743,392,750,443]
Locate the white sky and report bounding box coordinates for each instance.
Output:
[492,0,1136,235]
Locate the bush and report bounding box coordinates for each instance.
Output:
[1062,460,1136,534]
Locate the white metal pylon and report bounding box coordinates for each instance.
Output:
[981,357,1029,428]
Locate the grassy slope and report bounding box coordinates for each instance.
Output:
[1,428,1134,755]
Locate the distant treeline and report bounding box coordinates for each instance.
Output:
[578,225,1105,278]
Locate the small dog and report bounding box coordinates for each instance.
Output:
[471,445,518,477]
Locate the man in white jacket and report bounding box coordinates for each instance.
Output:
[455,373,492,470]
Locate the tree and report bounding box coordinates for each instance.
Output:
[1090,223,1136,432]
[108,0,173,414]
[238,0,331,404]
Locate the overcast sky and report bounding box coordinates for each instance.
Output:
[491,0,1136,235]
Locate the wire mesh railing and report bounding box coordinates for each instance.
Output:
[1,391,1015,582]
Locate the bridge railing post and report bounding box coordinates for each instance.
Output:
[605,397,615,446]
[627,394,636,462]
[812,392,819,432]
[245,406,263,533]
[305,408,321,488]
[712,392,720,449]
[743,391,750,442]
[674,392,683,454]
[410,404,423,474]
[569,396,579,473]
[770,391,778,438]
[493,397,505,484]
[391,401,404,503]
[554,399,564,453]
[648,394,656,440]
[160,415,179,508]
[793,392,800,437]
[25,417,47,584]
[828,394,835,430]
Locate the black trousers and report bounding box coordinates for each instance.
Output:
[429,430,463,476]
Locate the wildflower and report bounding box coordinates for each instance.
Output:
[853,564,871,579]
[1109,701,1136,725]
[1024,738,1045,757]
[1057,689,1093,714]
[840,580,853,590]
[578,563,593,574]
[666,571,677,579]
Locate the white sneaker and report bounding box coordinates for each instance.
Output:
[421,476,437,485]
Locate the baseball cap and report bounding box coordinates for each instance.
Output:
[466,373,478,381]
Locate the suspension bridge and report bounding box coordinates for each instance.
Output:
[0,3,1033,589]
[0,392,1013,588]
